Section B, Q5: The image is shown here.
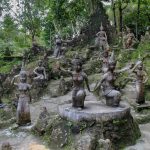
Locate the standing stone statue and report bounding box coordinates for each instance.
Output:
[59,61,91,109]
[130,61,148,104]
[95,23,109,51]
[53,35,67,58]
[33,60,47,81]
[125,27,138,49]
[11,69,31,125]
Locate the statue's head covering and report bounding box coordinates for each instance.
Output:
[19,64,27,80]
[100,22,104,31]
[108,51,116,65]
[55,34,60,39]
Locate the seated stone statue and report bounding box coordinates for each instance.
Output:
[94,52,132,107]
[130,61,148,104]
[59,61,91,109]
[95,23,109,51]
[11,69,31,125]
[33,60,47,81]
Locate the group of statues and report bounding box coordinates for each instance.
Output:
[8,23,149,127]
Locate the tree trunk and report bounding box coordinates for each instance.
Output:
[111,0,117,31]
[136,0,140,38]
[119,3,123,32]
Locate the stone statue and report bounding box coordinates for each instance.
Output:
[59,61,90,109]
[58,76,68,95]
[34,106,50,135]
[11,68,31,125]
[1,142,12,150]
[125,27,138,49]
[53,35,66,58]
[33,60,47,81]
[95,23,109,51]
[130,61,148,104]
[94,52,132,107]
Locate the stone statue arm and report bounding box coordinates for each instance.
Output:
[143,70,148,83]
[105,32,107,40]
[11,74,19,86]
[129,61,142,73]
[93,74,106,91]
[60,67,72,76]
[96,32,100,37]
[33,67,40,76]
[43,67,47,79]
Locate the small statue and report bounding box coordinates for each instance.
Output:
[125,27,138,49]
[34,107,49,135]
[130,61,148,104]
[11,68,31,125]
[95,23,109,51]
[59,61,91,109]
[58,76,68,95]
[1,142,12,150]
[33,60,47,81]
[53,35,66,58]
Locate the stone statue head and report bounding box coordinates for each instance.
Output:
[74,61,82,72]
[38,60,43,67]
[19,70,27,83]
[137,62,143,70]
[55,34,60,39]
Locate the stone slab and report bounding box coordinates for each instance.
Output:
[58,101,130,122]
[135,101,150,111]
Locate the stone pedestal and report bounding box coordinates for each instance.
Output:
[47,101,140,150]
[58,101,130,122]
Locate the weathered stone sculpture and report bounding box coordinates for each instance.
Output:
[95,23,109,51]
[33,60,47,82]
[130,61,148,104]
[94,52,121,107]
[125,27,138,49]
[60,61,90,109]
[11,69,31,125]
[53,35,66,58]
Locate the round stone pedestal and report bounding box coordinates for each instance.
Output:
[58,101,130,122]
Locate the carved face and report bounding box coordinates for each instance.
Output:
[38,60,43,67]
[75,63,82,72]
[138,64,143,70]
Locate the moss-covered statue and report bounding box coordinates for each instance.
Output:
[11,68,31,125]
[59,61,91,109]
[33,60,47,82]
[95,23,109,51]
[130,61,148,104]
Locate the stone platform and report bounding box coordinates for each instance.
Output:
[58,101,130,122]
